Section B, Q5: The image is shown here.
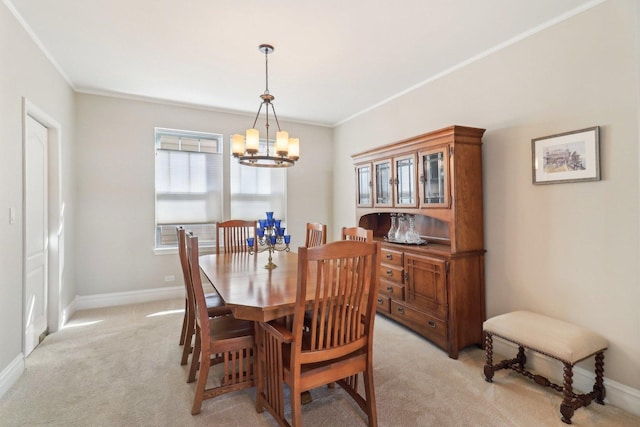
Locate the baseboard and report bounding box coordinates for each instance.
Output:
[75,285,184,311]
[492,339,640,417]
[0,354,24,400]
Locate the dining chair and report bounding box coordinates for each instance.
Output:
[185,232,256,415]
[341,226,374,242]
[257,240,381,427]
[216,219,258,254]
[177,227,231,366]
[304,222,327,248]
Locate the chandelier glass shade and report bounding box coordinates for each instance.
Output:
[232,44,299,168]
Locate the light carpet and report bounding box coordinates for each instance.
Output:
[0,298,637,426]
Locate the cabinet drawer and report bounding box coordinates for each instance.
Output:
[376,293,390,313]
[381,248,403,268]
[390,301,447,348]
[379,280,404,299]
[380,264,403,284]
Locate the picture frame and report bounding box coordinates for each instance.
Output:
[531,126,600,185]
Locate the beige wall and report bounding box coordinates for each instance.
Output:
[74,93,333,297]
[2,0,639,413]
[333,0,639,390]
[0,3,76,372]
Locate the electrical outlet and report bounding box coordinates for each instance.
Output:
[165,275,175,282]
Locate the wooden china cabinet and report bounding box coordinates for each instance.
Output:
[352,125,485,359]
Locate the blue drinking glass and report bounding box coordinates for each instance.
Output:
[284,235,291,244]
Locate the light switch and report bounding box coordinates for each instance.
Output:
[9,207,16,224]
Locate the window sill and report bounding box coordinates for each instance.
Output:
[153,245,216,256]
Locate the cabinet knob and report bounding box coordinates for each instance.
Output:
[386,286,393,293]
[428,320,436,328]
[397,307,405,315]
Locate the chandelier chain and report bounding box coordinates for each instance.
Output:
[264,47,269,95]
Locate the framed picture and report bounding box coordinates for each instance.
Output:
[531,126,600,185]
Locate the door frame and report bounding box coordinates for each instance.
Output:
[22,98,63,352]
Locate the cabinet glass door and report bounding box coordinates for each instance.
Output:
[394,154,417,207]
[374,159,393,207]
[419,147,449,208]
[355,164,372,207]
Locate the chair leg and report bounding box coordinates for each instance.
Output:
[179,298,188,345]
[290,384,303,427]
[363,368,378,427]
[191,348,210,415]
[254,325,264,413]
[181,306,195,366]
[188,328,201,383]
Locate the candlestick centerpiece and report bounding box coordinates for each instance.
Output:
[247,211,291,269]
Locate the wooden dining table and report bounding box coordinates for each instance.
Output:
[198,250,311,322]
[199,249,316,415]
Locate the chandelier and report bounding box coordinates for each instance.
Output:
[232,44,299,168]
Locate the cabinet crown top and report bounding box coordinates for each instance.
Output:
[351,125,485,160]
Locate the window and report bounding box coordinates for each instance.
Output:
[229,139,287,221]
[155,128,223,249]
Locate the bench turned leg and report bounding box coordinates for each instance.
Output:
[594,351,606,405]
[483,332,494,382]
[561,363,575,424]
[516,346,526,370]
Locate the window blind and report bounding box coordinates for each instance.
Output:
[155,128,223,248]
[229,139,286,221]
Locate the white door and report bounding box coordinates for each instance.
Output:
[24,115,48,356]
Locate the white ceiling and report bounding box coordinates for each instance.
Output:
[7,0,599,126]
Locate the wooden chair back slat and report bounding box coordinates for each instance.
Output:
[294,240,379,361]
[305,222,327,248]
[216,219,258,254]
[341,226,373,243]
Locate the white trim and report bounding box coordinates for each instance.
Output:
[0,354,24,400]
[335,0,608,126]
[75,286,184,311]
[61,297,77,327]
[76,87,330,128]
[22,99,64,341]
[3,0,74,88]
[492,339,640,417]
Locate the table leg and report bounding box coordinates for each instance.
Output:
[301,390,313,405]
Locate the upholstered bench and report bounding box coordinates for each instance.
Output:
[483,311,608,424]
